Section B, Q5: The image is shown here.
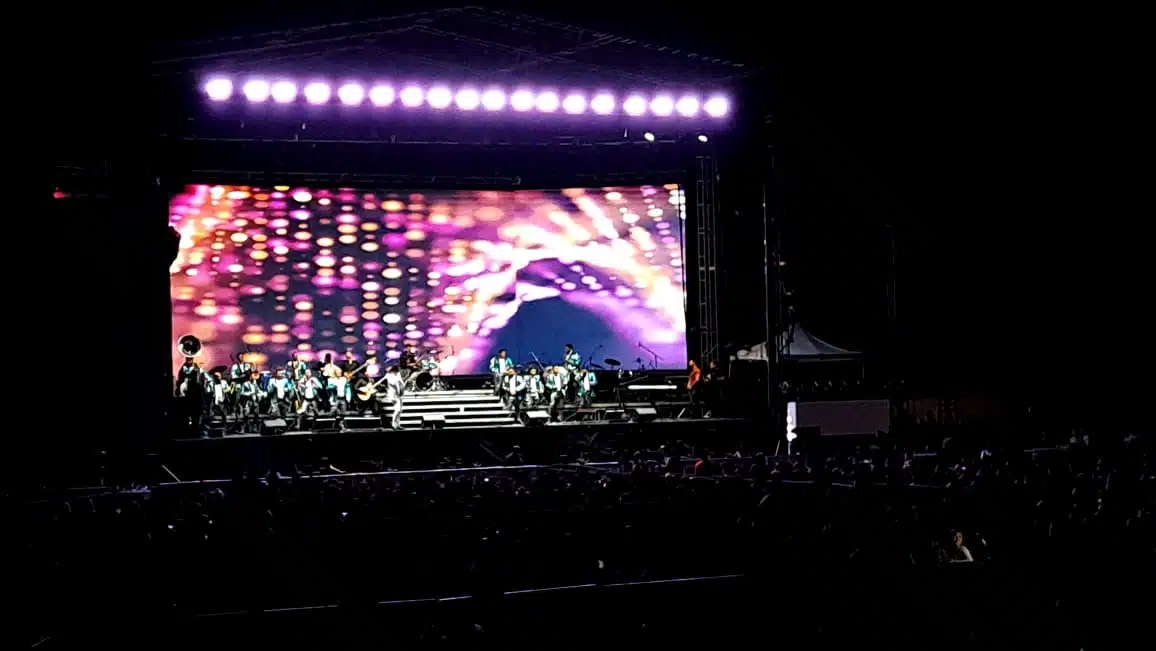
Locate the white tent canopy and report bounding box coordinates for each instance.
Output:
[732,324,860,362]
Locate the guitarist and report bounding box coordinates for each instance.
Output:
[343,351,374,415]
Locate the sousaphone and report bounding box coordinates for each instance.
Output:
[177,334,203,358]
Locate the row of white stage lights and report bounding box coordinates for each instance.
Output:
[202,78,730,118]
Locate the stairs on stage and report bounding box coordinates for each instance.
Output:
[398,389,519,429]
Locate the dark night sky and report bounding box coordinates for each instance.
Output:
[52,4,1144,396]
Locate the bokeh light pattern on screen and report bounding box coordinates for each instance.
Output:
[170,185,688,374]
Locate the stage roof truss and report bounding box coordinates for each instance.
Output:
[152,7,758,85]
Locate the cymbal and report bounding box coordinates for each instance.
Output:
[604,358,621,366]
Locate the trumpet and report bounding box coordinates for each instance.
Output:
[177,334,202,358]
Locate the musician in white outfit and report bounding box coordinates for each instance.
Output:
[269,368,296,416]
[384,365,406,430]
[525,367,544,407]
[545,366,566,420]
[206,369,229,424]
[489,349,515,397]
[296,369,324,429]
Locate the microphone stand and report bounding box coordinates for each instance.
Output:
[637,342,661,370]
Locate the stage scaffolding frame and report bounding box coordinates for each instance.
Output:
[695,155,721,367]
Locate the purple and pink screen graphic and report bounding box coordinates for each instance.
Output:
[170,185,688,375]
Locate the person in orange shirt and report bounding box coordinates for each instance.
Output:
[687,360,702,406]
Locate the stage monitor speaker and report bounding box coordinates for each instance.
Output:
[314,417,339,431]
[422,414,446,430]
[627,407,658,423]
[524,410,550,426]
[344,416,382,431]
[604,409,626,422]
[260,418,288,436]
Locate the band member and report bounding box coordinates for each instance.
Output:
[341,350,364,379]
[399,345,420,377]
[206,369,229,424]
[234,371,259,432]
[525,367,544,407]
[296,369,324,428]
[383,365,406,430]
[562,344,582,399]
[489,349,514,396]
[545,366,566,419]
[562,344,581,371]
[268,368,296,416]
[176,356,204,434]
[320,353,345,413]
[286,353,306,381]
[576,368,598,406]
[502,367,526,412]
[230,353,253,383]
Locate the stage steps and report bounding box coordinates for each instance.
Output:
[396,389,518,428]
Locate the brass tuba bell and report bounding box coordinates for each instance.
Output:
[177,334,202,358]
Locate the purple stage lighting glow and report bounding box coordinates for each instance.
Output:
[623,96,647,116]
[455,88,480,110]
[650,95,675,117]
[242,80,271,103]
[303,82,331,105]
[510,90,535,112]
[427,86,453,109]
[400,86,424,107]
[202,77,730,120]
[590,94,616,115]
[205,78,233,101]
[676,96,700,117]
[562,94,587,114]
[535,91,560,113]
[704,96,729,117]
[169,184,689,376]
[481,89,506,111]
[338,83,365,105]
[369,85,396,106]
[270,81,297,104]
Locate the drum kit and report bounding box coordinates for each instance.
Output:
[405,356,447,392]
[599,357,647,379]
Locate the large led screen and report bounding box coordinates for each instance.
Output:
[170,184,687,375]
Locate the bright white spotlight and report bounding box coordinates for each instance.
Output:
[676,96,700,117]
[303,82,331,105]
[399,86,424,107]
[337,83,365,105]
[427,86,452,109]
[204,78,233,101]
[369,85,395,106]
[561,94,586,114]
[242,80,270,103]
[650,95,674,116]
[455,88,480,110]
[510,90,535,112]
[697,134,709,142]
[535,91,560,113]
[623,95,647,116]
[704,96,729,117]
[270,81,297,104]
[590,93,615,115]
[481,89,506,111]
[643,132,655,142]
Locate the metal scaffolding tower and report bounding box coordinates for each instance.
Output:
[695,155,721,365]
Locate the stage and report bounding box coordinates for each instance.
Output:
[194,376,698,436]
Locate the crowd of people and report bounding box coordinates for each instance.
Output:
[20,424,1153,647]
